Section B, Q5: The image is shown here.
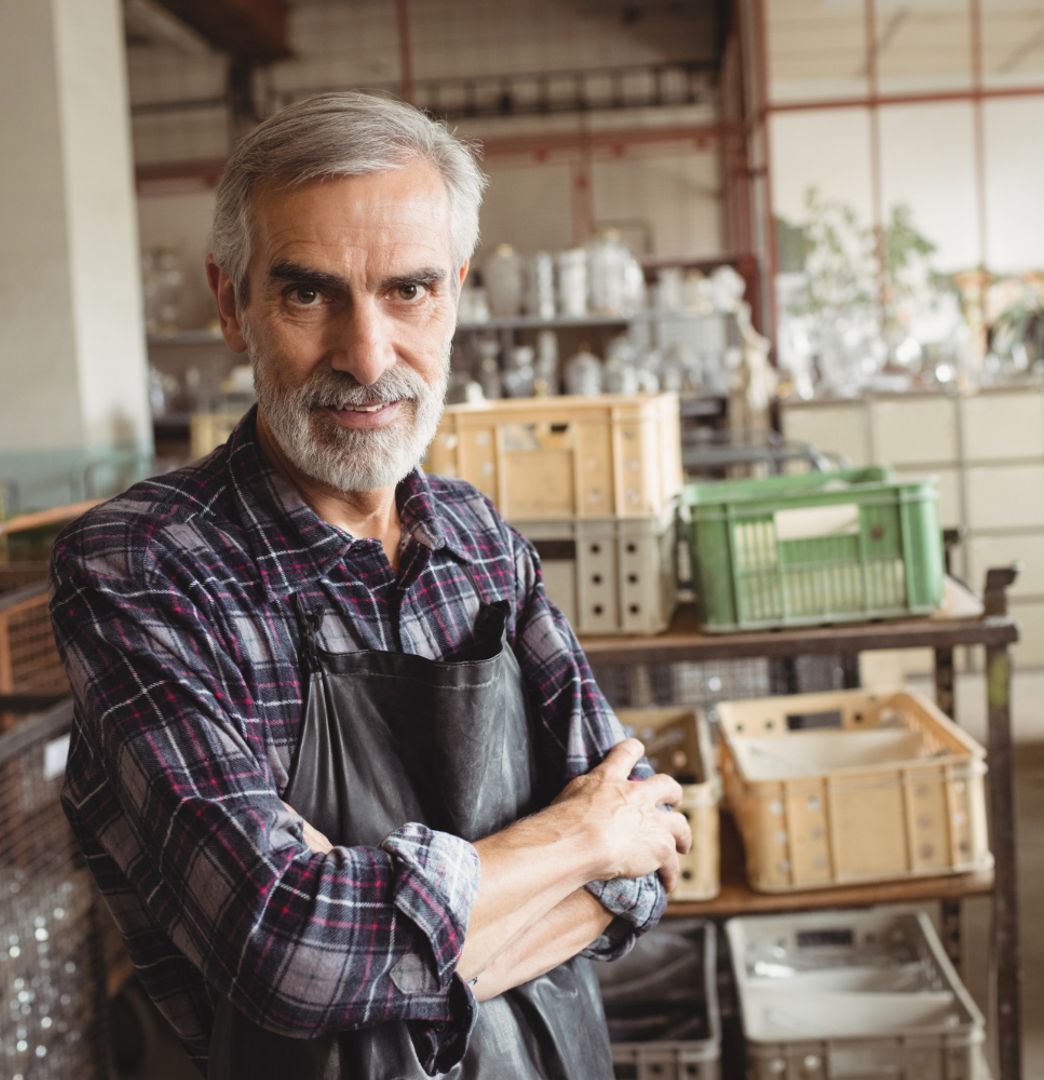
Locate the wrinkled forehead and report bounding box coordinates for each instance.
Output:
[246,164,455,270]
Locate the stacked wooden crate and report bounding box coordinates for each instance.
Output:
[428,392,684,635]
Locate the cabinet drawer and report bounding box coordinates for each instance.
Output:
[870,397,958,465]
[894,466,961,529]
[967,534,1044,597]
[960,392,1044,461]
[964,464,1044,529]
[781,403,870,467]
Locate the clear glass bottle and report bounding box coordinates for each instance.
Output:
[586,228,629,315]
[483,244,525,318]
[555,248,589,318]
[564,343,603,396]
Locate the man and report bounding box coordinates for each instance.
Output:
[51,92,690,1078]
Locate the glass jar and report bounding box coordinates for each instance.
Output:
[555,248,589,318]
[564,344,603,396]
[483,244,525,318]
[586,229,630,316]
[525,252,556,319]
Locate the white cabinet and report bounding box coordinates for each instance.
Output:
[960,392,1044,461]
[870,397,958,465]
[780,404,871,467]
[964,464,1044,530]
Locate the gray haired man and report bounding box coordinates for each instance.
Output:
[53,92,689,1078]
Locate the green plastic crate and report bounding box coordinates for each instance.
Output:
[683,467,944,633]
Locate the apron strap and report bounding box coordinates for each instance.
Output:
[291,593,324,674]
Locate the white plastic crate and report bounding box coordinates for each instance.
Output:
[597,919,720,1080]
[427,392,682,519]
[617,707,719,901]
[518,506,678,635]
[716,687,992,892]
[727,907,987,1080]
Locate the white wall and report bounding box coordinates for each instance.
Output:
[0,0,150,463]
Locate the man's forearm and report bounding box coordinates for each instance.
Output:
[471,889,613,1002]
[457,811,598,981]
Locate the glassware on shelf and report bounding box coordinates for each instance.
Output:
[603,335,640,395]
[586,228,630,316]
[483,244,525,318]
[534,330,559,391]
[142,246,184,335]
[502,346,536,398]
[473,335,503,400]
[555,248,589,318]
[459,278,490,324]
[636,346,662,393]
[525,252,556,319]
[709,264,747,312]
[563,343,603,396]
[655,267,684,312]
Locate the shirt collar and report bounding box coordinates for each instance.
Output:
[224,407,473,600]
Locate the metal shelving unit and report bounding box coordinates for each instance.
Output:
[579,568,1023,1080]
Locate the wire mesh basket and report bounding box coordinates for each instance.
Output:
[0,699,111,1078]
[591,655,852,715]
[0,566,68,733]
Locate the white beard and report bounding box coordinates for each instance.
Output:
[251,338,450,493]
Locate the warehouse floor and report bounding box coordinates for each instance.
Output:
[117,671,1044,1080]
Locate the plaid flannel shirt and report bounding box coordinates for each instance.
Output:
[50,407,666,1075]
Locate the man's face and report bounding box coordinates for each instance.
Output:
[227,161,465,493]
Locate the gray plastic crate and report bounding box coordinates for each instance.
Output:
[597,919,721,1080]
[727,907,986,1080]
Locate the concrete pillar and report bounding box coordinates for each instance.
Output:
[0,0,151,505]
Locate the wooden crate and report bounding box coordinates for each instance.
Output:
[728,907,987,1080]
[1,570,68,732]
[520,506,678,635]
[426,392,682,519]
[716,688,991,893]
[617,706,719,901]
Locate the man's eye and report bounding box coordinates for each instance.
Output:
[395,282,427,302]
[289,286,321,305]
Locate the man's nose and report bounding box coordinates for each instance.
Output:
[328,298,396,386]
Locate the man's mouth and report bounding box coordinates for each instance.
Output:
[333,403,392,413]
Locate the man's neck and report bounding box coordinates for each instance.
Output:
[256,412,403,570]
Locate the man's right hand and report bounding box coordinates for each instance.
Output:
[550,738,692,893]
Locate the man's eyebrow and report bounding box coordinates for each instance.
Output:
[382,267,447,290]
[267,261,346,291]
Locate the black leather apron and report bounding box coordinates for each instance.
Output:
[208,597,613,1078]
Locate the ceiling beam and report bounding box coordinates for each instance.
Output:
[153,0,292,61]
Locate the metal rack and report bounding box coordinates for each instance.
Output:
[579,568,1023,1080]
[0,698,111,1078]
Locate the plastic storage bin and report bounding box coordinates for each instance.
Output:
[596,919,721,1080]
[682,467,944,632]
[521,506,678,635]
[617,706,719,900]
[727,907,987,1080]
[716,687,991,892]
[427,392,682,519]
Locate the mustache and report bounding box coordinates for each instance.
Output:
[290,367,430,410]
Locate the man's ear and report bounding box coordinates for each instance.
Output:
[456,259,470,294]
[206,255,249,354]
